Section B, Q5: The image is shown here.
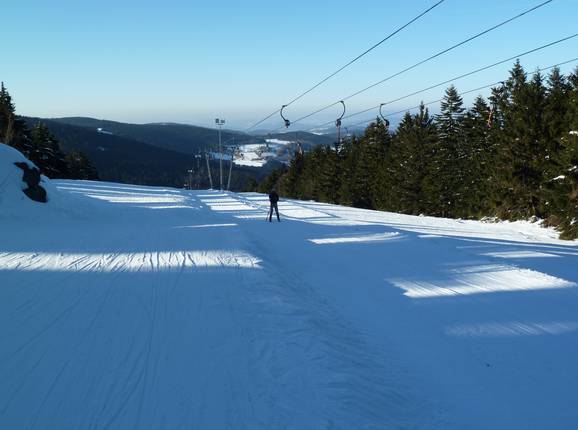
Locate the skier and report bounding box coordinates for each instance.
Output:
[268,189,280,222]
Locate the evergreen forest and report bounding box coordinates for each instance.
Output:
[1,83,99,181]
[259,62,578,239]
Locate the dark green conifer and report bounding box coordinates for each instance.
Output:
[425,85,465,217]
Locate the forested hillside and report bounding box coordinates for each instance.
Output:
[0,84,98,180]
[48,117,255,155]
[260,62,578,239]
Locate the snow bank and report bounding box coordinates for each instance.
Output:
[0,143,99,221]
[0,143,52,219]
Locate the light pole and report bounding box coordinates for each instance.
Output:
[215,118,225,190]
[227,142,235,191]
[205,149,213,189]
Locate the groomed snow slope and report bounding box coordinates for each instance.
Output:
[1,148,578,429]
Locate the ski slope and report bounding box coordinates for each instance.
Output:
[2,148,578,429]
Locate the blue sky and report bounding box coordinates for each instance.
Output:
[2,0,577,130]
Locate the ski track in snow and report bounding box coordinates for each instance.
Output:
[1,181,577,429]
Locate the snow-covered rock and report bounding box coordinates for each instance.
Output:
[0,143,52,218]
[0,143,98,221]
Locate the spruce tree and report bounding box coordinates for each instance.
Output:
[344,118,389,209]
[486,80,513,217]
[461,96,493,217]
[426,85,465,217]
[30,122,70,178]
[540,68,573,224]
[317,144,341,204]
[0,83,30,154]
[280,149,304,198]
[65,150,99,180]
[0,82,15,144]
[544,67,572,142]
[497,61,542,218]
[378,104,437,214]
[338,135,360,207]
[553,67,578,238]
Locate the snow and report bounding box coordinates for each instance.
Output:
[1,144,578,429]
[0,143,60,219]
[234,139,294,167]
[234,143,268,167]
[264,138,293,145]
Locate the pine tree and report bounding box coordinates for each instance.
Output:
[281,149,305,198]
[338,135,360,207]
[0,82,15,144]
[343,119,389,209]
[437,85,465,142]
[30,122,70,178]
[540,68,573,224]
[486,81,511,216]
[461,96,493,217]
[425,85,465,217]
[0,82,30,154]
[496,62,546,218]
[378,104,437,214]
[544,67,572,142]
[317,145,341,204]
[258,167,286,194]
[552,67,578,238]
[65,150,99,180]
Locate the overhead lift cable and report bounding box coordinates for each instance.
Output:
[342,57,578,130]
[246,0,446,131]
[289,0,555,128]
[309,33,578,130]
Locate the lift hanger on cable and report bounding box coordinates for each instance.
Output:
[379,103,391,129]
[280,105,291,128]
[335,101,346,147]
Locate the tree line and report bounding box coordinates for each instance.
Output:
[0,83,98,180]
[259,61,578,239]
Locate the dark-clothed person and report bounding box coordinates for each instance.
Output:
[268,190,280,222]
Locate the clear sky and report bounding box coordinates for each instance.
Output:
[2,0,577,131]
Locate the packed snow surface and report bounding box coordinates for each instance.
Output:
[1,147,578,429]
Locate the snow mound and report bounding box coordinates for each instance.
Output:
[0,143,52,218]
[0,143,97,221]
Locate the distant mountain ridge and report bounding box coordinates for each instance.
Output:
[51,117,336,154]
[20,116,336,189]
[48,117,255,155]
[22,117,271,189]
[23,117,200,186]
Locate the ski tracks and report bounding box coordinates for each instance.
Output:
[234,230,443,429]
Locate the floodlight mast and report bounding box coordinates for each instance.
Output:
[227,142,235,191]
[215,118,226,190]
[187,169,193,190]
[205,149,213,189]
